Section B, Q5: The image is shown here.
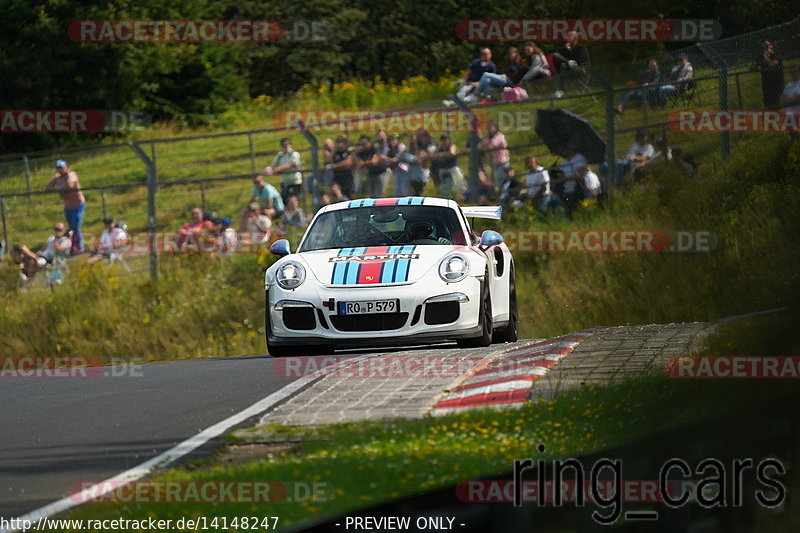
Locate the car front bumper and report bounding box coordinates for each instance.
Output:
[266,276,483,347]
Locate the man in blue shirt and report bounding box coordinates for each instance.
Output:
[250,175,284,219]
[444,47,496,106]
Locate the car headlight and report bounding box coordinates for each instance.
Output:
[276,261,306,290]
[439,254,469,283]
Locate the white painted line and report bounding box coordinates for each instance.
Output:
[0,355,374,533]
[443,379,536,400]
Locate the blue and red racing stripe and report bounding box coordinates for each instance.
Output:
[330,245,417,284]
[346,197,425,208]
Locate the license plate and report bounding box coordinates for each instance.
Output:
[337,299,398,315]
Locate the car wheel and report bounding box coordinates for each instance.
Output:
[457,272,492,348]
[493,266,519,343]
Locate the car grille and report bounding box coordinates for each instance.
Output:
[283,308,317,330]
[330,312,409,332]
[424,301,460,325]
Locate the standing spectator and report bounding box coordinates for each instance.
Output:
[45,160,86,253]
[657,53,694,107]
[363,132,392,198]
[498,167,522,206]
[520,156,561,215]
[330,181,349,203]
[387,134,410,196]
[616,59,660,114]
[248,175,284,220]
[553,146,587,211]
[87,216,128,264]
[328,135,356,199]
[476,47,524,103]
[261,138,303,201]
[477,121,510,190]
[520,41,550,83]
[430,134,466,199]
[444,47,496,106]
[321,138,336,185]
[175,207,215,250]
[408,130,436,195]
[551,31,590,97]
[281,194,308,230]
[752,41,784,109]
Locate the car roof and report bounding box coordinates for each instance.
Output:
[318,197,459,214]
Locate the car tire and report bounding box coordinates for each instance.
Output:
[457,272,492,348]
[493,266,519,343]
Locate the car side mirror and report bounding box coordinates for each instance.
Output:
[270,239,291,256]
[479,230,504,248]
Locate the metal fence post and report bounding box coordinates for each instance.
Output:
[294,119,319,209]
[150,142,159,181]
[129,142,158,282]
[699,43,730,160]
[101,189,108,219]
[22,156,32,206]
[585,66,616,203]
[0,197,8,249]
[450,95,481,203]
[248,133,257,174]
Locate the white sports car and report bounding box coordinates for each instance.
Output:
[264,197,518,356]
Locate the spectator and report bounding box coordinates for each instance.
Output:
[387,134,411,196]
[321,138,336,185]
[430,133,466,199]
[752,41,784,109]
[281,194,308,230]
[45,160,86,253]
[780,65,800,111]
[238,201,272,248]
[553,146,588,211]
[444,47,496,106]
[87,216,128,264]
[498,167,522,206]
[210,216,237,255]
[476,47,524,103]
[520,156,561,215]
[330,181,349,203]
[175,207,215,250]
[600,128,654,187]
[576,165,602,198]
[261,138,303,201]
[657,53,693,107]
[365,132,393,197]
[520,41,551,83]
[408,130,436,195]
[551,31,590,97]
[669,147,695,175]
[327,135,356,199]
[477,121,510,190]
[12,223,72,287]
[247,175,284,222]
[633,137,672,181]
[616,59,660,114]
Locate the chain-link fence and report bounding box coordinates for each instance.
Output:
[1,17,799,289]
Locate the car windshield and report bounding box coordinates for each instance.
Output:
[299,205,466,252]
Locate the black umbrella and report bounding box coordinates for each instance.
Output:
[534,108,606,164]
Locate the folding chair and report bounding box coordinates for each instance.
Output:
[669,79,700,108]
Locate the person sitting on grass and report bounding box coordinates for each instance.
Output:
[248,175,284,220]
[87,216,128,264]
[280,194,308,230]
[520,41,551,84]
[520,156,562,215]
[443,47,496,106]
[476,46,524,103]
[238,201,272,249]
[11,223,72,287]
[174,207,215,250]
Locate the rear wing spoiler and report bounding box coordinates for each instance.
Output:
[461,205,503,220]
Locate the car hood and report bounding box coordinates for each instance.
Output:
[297,245,467,286]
